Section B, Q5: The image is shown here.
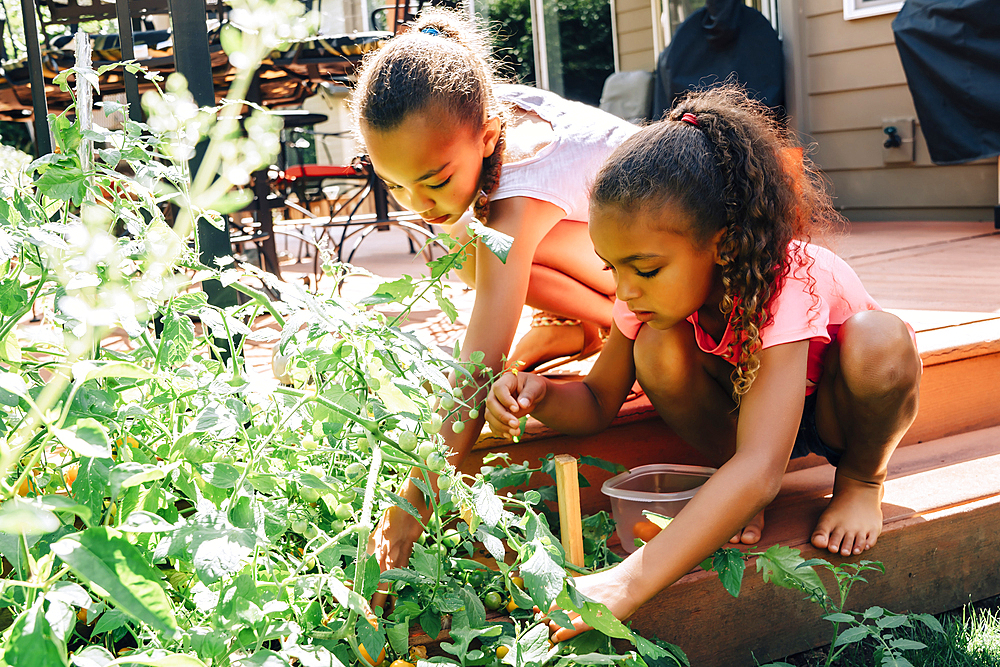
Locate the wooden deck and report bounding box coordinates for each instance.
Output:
[463,221,1000,665]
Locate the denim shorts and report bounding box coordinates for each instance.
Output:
[789,392,843,467]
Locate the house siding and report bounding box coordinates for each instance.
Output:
[613,0,998,221]
[615,0,657,72]
[796,0,996,221]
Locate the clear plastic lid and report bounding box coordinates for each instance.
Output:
[601,463,717,502]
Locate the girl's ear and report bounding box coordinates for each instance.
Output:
[711,227,729,265]
[481,115,502,158]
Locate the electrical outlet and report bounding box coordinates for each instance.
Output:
[882,118,915,164]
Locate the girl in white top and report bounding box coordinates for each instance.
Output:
[352,8,637,573]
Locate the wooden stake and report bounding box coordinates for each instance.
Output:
[553,454,585,568]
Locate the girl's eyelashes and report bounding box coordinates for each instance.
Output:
[428,177,451,190]
[636,268,660,278]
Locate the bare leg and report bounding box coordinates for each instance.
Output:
[633,322,763,544]
[811,311,921,556]
[508,221,616,369]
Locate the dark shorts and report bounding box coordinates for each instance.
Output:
[790,392,843,467]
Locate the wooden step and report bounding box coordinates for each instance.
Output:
[623,424,1000,667]
[467,313,1000,516]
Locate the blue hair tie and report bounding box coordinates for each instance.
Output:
[420,27,441,36]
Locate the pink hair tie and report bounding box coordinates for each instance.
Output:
[680,112,699,127]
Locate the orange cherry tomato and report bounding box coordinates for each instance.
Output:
[389,660,414,667]
[359,644,386,666]
[506,598,518,613]
[496,645,509,658]
[62,464,79,491]
[632,520,662,543]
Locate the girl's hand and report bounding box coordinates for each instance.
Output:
[485,371,547,438]
[544,566,642,643]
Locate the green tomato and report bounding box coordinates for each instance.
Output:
[452,387,464,398]
[291,518,309,534]
[311,421,326,439]
[398,431,418,452]
[422,414,442,435]
[426,451,447,473]
[301,435,318,451]
[437,475,452,492]
[466,569,486,588]
[183,440,214,464]
[451,420,465,434]
[366,375,382,391]
[441,529,461,548]
[417,442,436,461]
[468,408,480,420]
[335,503,353,520]
[346,462,366,480]
[302,524,319,540]
[300,486,321,503]
[483,591,504,611]
[306,465,326,479]
[439,395,456,411]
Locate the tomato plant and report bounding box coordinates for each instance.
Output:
[0,4,688,667]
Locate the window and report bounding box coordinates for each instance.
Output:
[842,0,904,20]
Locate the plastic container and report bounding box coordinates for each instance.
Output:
[601,464,717,553]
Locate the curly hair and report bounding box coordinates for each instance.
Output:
[351,8,508,222]
[591,85,841,398]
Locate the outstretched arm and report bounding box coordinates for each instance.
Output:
[551,339,810,640]
[370,196,566,577]
[487,327,637,438]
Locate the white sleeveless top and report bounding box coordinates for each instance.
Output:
[491,85,640,223]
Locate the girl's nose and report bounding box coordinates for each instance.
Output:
[616,279,640,302]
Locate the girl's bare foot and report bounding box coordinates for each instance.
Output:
[811,473,884,556]
[730,509,765,545]
[508,314,604,371]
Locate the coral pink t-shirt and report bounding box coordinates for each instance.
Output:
[613,240,891,394]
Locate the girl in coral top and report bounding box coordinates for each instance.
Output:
[486,85,922,639]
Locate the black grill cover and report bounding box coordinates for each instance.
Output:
[893,0,1000,165]
[653,0,785,121]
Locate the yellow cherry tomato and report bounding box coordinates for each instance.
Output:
[511,576,524,589]
[496,645,509,659]
[390,661,414,667]
[359,644,386,666]
[506,598,518,613]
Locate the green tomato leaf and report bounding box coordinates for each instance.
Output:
[521,541,566,609]
[386,619,410,657]
[755,545,827,598]
[49,527,179,639]
[831,625,871,648]
[72,457,112,519]
[419,606,442,640]
[53,419,112,459]
[472,480,504,528]
[888,638,927,651]
[0,497,61,535]
[71,361,154,383]
[912,613,944,634]
[0,597,68,667]
[710,548,745,598]
[823,612,855,623]
[467,220,512,263]
[232,651,290,667]
[876,614,911,629]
